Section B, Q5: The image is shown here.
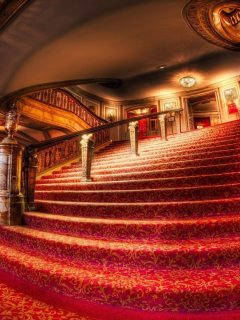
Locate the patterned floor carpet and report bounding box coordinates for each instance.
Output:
[1,120,240,319]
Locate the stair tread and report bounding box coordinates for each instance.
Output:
[3,225,240,250]
[24,211,240,225]
[0,237,240,285]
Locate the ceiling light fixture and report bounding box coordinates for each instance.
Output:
[157,65,167,69]
[179,76,196,88]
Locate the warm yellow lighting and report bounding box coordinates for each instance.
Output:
[180,76,196,88]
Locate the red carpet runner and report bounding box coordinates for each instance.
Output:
[1,120,240,319]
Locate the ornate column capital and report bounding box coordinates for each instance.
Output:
[80,134,94,148]
[128,121,139,131]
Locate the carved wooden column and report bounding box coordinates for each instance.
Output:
[129,121,139,157]
[0,106,25,225]
[80,134,94,182]
[159,114,168,141]
[174,111,181,134]
[23,148,38,211]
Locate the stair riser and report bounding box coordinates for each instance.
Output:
[36,173,240,191]
[23,213,240,241]
[35,198,240,219]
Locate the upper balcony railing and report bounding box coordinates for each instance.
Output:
[30,89,107,128]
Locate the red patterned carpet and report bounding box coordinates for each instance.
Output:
[1,120,240,319]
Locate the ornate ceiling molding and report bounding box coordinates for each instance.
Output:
[183,0,240,51]
[0,0,33,33]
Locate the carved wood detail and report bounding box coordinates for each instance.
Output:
[0,0,33,34]
[30,89,107,128]
[183,0,240,51]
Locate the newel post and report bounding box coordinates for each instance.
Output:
[175,111,181,135]
[80,134,94,182]
[23,148,39,211]
[0,105,25,225]
[129,121,139,156]
[159,114,168,141]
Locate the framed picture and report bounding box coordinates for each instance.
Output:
[224,87,238,114]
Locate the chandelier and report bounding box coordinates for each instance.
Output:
[179,76,196,88]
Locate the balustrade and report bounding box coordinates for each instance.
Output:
[30,89,106,128]
[0,101,182,221]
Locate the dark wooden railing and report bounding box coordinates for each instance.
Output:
[23,107,182,210]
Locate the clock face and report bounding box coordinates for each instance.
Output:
[180,77,196,88]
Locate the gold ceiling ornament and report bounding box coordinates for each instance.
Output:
[183,0,240,51]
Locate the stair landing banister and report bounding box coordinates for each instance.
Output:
[80,108,183,182]
[23,107,182,211]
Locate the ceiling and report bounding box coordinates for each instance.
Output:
[0,0,240,101]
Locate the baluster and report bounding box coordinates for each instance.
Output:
[175,111,181,134]
[80,134,94,182]
[129,121,139,157]
[159,114,168,141]
[24,148,38,211]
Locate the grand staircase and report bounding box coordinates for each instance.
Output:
[1,120,240,319]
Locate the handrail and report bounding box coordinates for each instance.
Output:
[23,107,183,210]
[28,108,183,151]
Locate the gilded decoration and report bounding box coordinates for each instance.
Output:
[183,0,240,51]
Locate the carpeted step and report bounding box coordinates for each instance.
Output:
[91,145,240,166]
[2,226,240,270]
[104,131,240,152]
[92,141,240,164]
[54,154,240,177]
[94,136,240,158]
[52,151,240,176]
[69,147,240,171]
[35,198,240,219]
[38,162,240,184]
[0,238,239,312]
[35,183,240,203]
[36,172,240,191]
[23,212,240,241]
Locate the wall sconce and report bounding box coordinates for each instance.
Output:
[107,110,115,123]
[179,76,196,88]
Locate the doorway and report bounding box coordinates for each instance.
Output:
[187,92,220,130]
